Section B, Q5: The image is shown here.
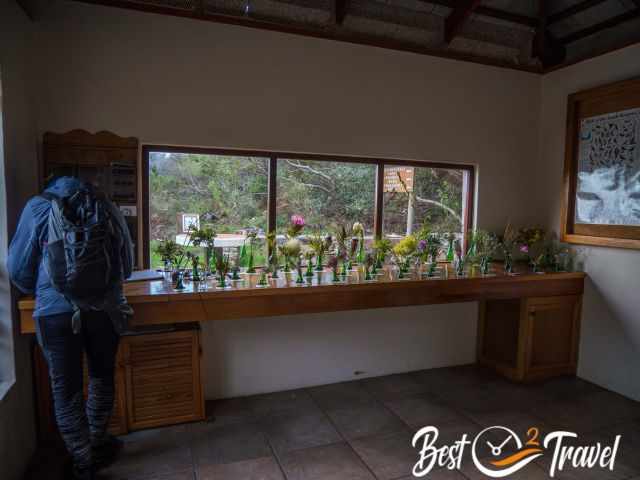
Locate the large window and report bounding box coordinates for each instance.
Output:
[383,166,465,240]
[144,147,474,268]
[147,150,268,268]
[276,158,376,237]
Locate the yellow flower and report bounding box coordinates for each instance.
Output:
[393,235,418,257]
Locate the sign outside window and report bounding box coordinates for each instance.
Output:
[384,167,414,193]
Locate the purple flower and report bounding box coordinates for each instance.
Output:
[291,214,305,227]
[418,240,427,252]
[520,245,529,253]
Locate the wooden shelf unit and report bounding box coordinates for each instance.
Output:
[478,295,582,382]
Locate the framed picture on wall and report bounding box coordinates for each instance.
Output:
[561,77,640,250]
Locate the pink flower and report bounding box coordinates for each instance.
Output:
[519,245,529,253]
[291,214,305,227]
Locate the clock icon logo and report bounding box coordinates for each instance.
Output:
[472,426,544,478]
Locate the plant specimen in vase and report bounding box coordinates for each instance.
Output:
[188,224,217,275]
[444,232,457,262]
[334,224,349,260]
[372,237,392,270]
[303,248,315,277]
[327,256,341,282]
[174,270,186,290]
[352,222,365,264]
[230,260,241,281]
[241,228,259,273]
[473,230,499,275]
[257,270,269,287]
[279,238,302,273]
[214,251,230,288]
[287,214,305,239]
[499,223,518,274]
[295,255,305,284]
[393,235,418,276]
[516,227,545,266]
[186,252,201,281]
[454,238,465,276]
[266,231,279,278]
[155,239,185,272]
[425,234,442,277]
[364,252,375,281]
[309,231,332,271]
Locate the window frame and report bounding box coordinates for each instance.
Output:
[141,145,475,269]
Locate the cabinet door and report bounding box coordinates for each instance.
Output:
[123,329,204,431]
[523,295,582,381]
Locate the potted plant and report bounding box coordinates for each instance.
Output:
[279,238,301,273]
[266,231,279,278]
[372,237,392,270]
[186,251,201,281]
[499,223,518,274]
[188,225,216,276]
[303,248,315,277]
[155,239,184,274]
[327,256,341,283]
[240,228,259,274]
[364,252,375,281]
[444,232,456,262]
[352,222,365,264]
[392,235,417,278]
[454,239,466,276]
[214,251,230,289]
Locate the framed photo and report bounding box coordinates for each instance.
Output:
[561,77,640,250]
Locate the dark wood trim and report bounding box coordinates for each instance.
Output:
[267,156,277,235]
[559,7,640,44]
[444,0,481,45]
[548,0,608,25]
[141,145,476,262]
[560,76,640,250]
[373,163,384,239]
[73,0,541,74]
[141,145,152,269]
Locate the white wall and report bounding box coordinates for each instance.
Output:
[0,1,39,479]
[539,45,640,401]
[32,1,544,398]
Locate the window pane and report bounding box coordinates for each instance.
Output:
[276,158,376,236]
[382,166,464,240]
[148,151,268,268]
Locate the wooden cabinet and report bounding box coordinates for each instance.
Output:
[478,295,582,382]
[123,327,204,430]
[33,324,204,444]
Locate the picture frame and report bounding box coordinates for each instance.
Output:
[561,76,640,250]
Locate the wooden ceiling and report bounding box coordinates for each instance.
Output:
[22,0,640,73]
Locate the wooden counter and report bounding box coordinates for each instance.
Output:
[19,264,585,334]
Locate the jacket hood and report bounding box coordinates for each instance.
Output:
[45,176,89,197]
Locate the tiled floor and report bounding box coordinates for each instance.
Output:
[29,365,640,480]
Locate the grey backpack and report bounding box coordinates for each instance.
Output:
[41,187,121,331]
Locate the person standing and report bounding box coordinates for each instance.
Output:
[8,176,134,480]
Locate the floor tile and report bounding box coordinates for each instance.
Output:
[248,389,319,415]
[197,456,284,480]
[308,381,374,410]
[359,373,428,401]
[261,410,342,454]
[350,429,417,480]
[326,403,406,440]
[384,393,467,429]
[206,397,258,427]
[101,425,193,480]
[279,443,375,480]
[190,421,271,466]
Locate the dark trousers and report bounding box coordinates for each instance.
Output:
[35,311,120,470]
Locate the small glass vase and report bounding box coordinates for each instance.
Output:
[174,271,186,290]
[446,240,454,262]
[315,254,324,272]
[305,259,314,277]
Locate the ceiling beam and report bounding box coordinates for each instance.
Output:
[420,0,537,28]
[559,6,640,44]
[548,0,608,25]
[444,0,481,44]
[533,0,566,68]
[331,0,348,25]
